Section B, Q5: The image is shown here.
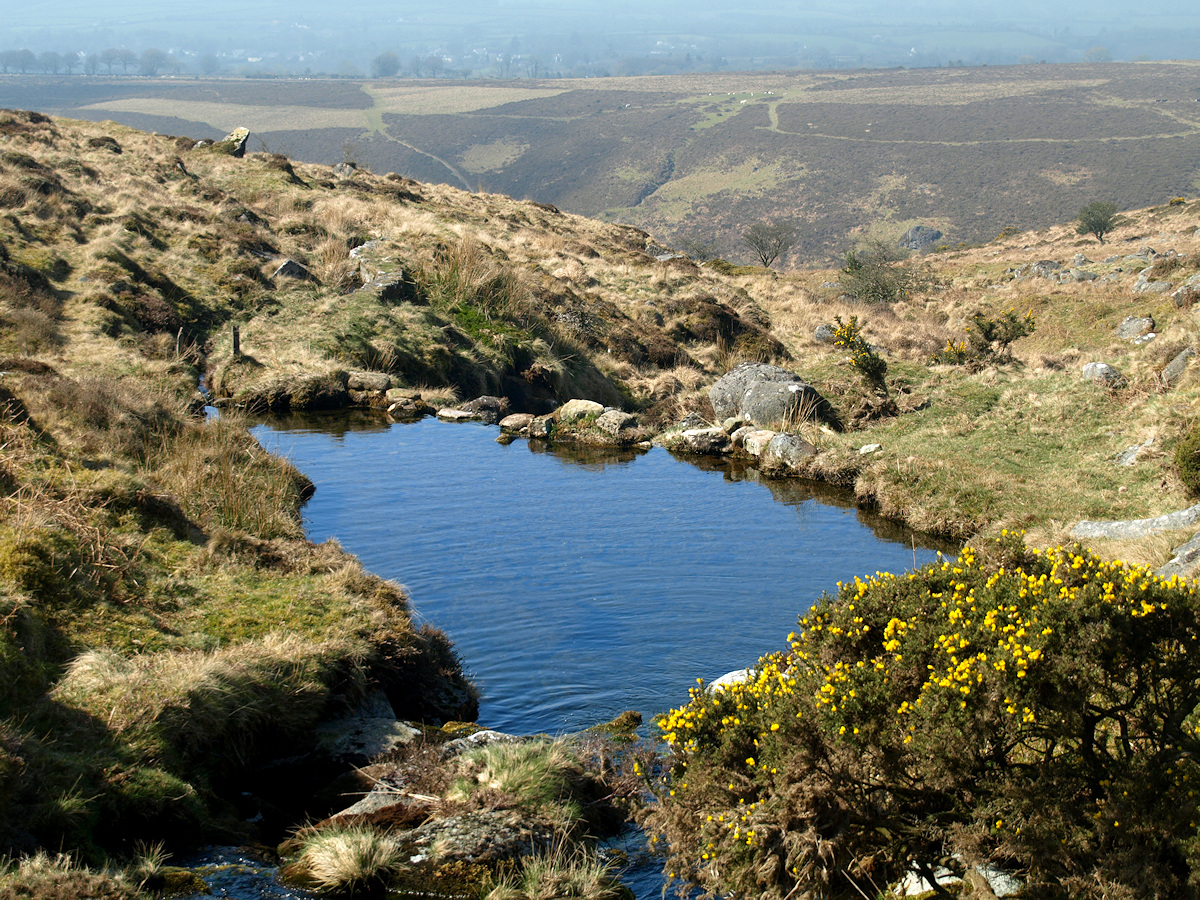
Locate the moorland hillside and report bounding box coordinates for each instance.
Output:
[6,61,1200,263]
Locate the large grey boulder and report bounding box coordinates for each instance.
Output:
[272,258,316,282]
[710,362,832,427]
[1157,533,1200,580]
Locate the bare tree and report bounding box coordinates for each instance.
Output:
[742,221,797,268]
[139,48,168,76]
[116,47,137,74]
[370,51,400,78]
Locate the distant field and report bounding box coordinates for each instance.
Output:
[7,63,1200,263]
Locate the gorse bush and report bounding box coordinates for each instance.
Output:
[645,533,1200,900]
[966,308,1036,361]
[1175,421,1200,496]
[830,315,886,391]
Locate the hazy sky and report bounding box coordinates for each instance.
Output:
[5,0,1199,74]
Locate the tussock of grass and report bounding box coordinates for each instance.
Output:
[0,853,140,900]
[148,415,312,540]
[484,843,626,900]
[294,825,406,895]
[449,740,581,812]
[52,632,368,768]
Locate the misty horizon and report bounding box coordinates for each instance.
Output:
[4,0,1199,79]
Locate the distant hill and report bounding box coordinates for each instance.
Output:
[5,62,1200,264]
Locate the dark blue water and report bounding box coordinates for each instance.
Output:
[252,413,944,736]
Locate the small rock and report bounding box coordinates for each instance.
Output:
[741,429,777,457]
[332,161,358,179]
[499,413,534,434]
[1115,438,1154,467]
[729,425,756,447]
[1133,276,1174,294]
[859,443,882,455]
[1162,347,1196,385]
[1081,362,1126,387]
[458,395,509,425]
[387,398,430,420]
[674,427,732,455]
[761,433,817,471]
[1073,253,1092,265]
[272,258,316,281]
[529,415,554,439]
[1131,332,1157,346]
[814,323,837,344]
[677,411,707,430]
[595,409,636,435]
[556,398,604,422]
[437,408,479,422]
[721,416,747,433]
[1114,315,1154,340]
[1068,268,1098,282]
[347,370,392,392]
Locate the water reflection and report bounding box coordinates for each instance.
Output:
[252,412,950,739]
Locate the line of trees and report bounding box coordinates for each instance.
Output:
[0,47,181,76]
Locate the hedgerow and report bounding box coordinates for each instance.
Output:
[644,533,1200,899]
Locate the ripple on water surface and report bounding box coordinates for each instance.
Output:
[253,414,945,736]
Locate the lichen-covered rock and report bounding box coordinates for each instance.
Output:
[595,409,636,435]
[458,395,509,425]
[1162,347,1196,385]
[1114,316,1154,340]
[1081,361,1125,387]
[709,362,831,427]
[898,225,943,251]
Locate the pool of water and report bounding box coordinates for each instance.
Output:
[252,413,946,736]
